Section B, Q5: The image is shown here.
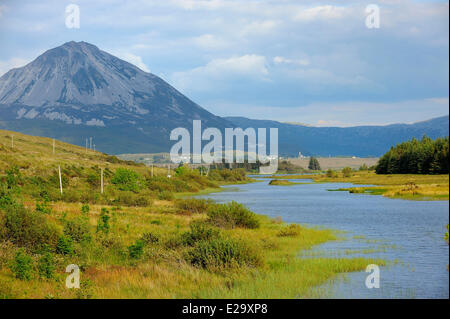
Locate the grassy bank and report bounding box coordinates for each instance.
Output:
[268,179,302,186]
[0,129,383,299]
[264,171,449,201]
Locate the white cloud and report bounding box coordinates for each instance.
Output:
[110,52,150,73]
[294,5,350,22]
[192,34,229,50]
[273,56,309,66]
[0,57,30,76]
[171,54,268,91]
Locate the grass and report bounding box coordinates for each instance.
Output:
[265,171,449,201]
[0,129,386,299]
[268,179,303,186]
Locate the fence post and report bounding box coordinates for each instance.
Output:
[101,168,104,194]
[58,165,63,195]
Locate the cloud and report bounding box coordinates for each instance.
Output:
[273,56,309,66]
[0,57,30,76]
[0,0,448,126]
[294,5,350,22]
[109,51,150,73]
[205,97,449,127]
[171,54,268,92]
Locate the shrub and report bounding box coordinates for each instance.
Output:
[158,191,174,201]
[187,237,262,270]
[140,232,160,245]
[176,198,211,214]
[35,197,52,214]
[56,235,74,255]
[96,208,110,234]
[64,218,92,243]
[3,204,59,251]
[277,224,302,237]
[111,168,140,192]
[87,173,100,187]
[326,169,336,178]
[181,221,221,246]
[342,167,353,178]
[81,204,90,216]
[38,251,55,279]
[128,240,145,259]
[207,201,260,229]
[10,248,33,280]
[113,192,151,207]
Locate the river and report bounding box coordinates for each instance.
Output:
[198,177,449,299]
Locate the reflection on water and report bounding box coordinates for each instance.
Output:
[198,177,449,299]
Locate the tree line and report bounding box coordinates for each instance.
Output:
[376,136,449,174]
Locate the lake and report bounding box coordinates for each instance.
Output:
[198,177,449,299]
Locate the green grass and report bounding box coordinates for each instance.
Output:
[267,171,449,201]
[268,179,303,186]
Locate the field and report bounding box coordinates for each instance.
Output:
[287,157,379,170]
[0,129,386,299]
[265,171,449,201]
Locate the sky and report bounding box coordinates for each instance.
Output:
[0,0,448,127]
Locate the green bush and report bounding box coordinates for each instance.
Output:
[38,250,55,279]
[342,167,353,178]
[326,169,336,178]
[181,221,221,246]
[111,168,140,192]
[96,208,110,234]
[176,198,212,214]
[56,235,74,255]
[35,197,52,214]
[64,217,92,243]
[128,240,145,259]
[10,248,33,280]
[3,204,59,251]
[187,237,262,270]
[81,204,90,216]
[207,201,260,229]
[158,191,174,201]
[112,192,151,207]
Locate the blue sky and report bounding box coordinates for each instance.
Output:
[0,0,448,126]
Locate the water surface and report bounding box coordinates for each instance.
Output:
[199,177,449,299]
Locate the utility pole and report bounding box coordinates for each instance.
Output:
[151,164,154,177]
[93,144,96,152]
[90,137,92,149]
[53,138,55,155]
[11,135,13,148]
[86,138,88,153]
[58,165,63,195]
[101,168,104,194]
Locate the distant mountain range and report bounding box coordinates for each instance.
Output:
[0,41,448,157]
[225,115,449,157]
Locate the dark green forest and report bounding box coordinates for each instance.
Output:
[376,136,449,174]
